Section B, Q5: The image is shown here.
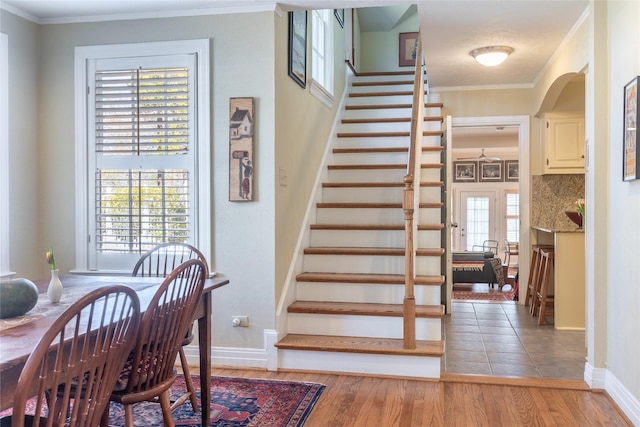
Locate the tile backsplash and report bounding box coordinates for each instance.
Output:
[531,174,585,232]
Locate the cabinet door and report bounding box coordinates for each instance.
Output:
[544,114,585,173]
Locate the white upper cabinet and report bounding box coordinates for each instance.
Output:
[542,112,585,174]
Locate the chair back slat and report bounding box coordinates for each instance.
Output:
[121,259,206,397]
[132,242,208,278]
[10,286,140,427]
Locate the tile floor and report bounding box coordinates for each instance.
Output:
[442,300,587,380]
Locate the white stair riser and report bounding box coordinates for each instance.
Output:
[303,254,441,275]
[316,208,403,224]
[327,169,406,182]
[315,207,441,224]
[278,349,440,379]
[353,74,426,83]
[347,94,429,106]
[350,83,414,94]
[287,313,441,340]
[421,169,443,181]
[418,230,443,247]
[322,187,401,203]
[332,152,409,165]
[326,167,441,183]
[309,229,440,248]
[321,186,439,203]
[296,281,441,305]
[343,108,412,120]
[334,136,409,149]
[338,121,441,133]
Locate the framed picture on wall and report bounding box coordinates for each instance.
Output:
[453,161,478,182]
[479,161,504,182]
[288,11,307,89]
[399,32,419,67]
[623,76,639,181]
[505,160,519,182]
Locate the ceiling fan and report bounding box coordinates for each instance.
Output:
[456,149,502,163]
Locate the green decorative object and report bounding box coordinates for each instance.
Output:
[0,278,39,319]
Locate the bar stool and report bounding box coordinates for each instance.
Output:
[525,245,553,312]
[535,248,555,325]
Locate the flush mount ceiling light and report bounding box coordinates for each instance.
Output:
[469,46,514,66]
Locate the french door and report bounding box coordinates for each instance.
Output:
[457,190,498,251]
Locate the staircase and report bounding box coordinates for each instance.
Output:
[276,70,446,379]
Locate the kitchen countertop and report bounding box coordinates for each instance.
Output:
[532,225,584,234]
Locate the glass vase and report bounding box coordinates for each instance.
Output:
[47,269,63,303]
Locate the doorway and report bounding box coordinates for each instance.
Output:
[456,190,498,252]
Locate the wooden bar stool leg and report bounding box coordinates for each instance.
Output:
[524,247,540,308]
[537,249,555,326]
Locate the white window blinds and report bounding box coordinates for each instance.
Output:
[91,56,195,260]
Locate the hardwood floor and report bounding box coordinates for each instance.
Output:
[210,368,633,426]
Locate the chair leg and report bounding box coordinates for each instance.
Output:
[179,347,199,412]
[124,404,135,427]
[160,391,176,427]
[100,403,110,427]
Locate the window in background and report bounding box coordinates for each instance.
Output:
[310,9,335,107]
[75,40,210,273]
[505,191,520,243]
[0,33,10,276]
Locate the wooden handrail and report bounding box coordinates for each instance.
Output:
[402,35,424,350]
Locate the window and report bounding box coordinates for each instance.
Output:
[75,40,210,273]
[0,33,10,276]
[505,191,520,242]
[310,9,334,107]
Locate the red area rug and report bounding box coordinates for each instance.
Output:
[1,375,325,427]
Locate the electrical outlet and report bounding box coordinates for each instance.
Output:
[231,316,249,327]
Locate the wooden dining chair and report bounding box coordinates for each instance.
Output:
[1,285,140,427]
[109,258,206,427]
[131,242,208,413]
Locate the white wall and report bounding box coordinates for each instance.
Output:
[0,11,40,279]
[604,0,640,411]
[3,10,277,352]
[358,11,419,72]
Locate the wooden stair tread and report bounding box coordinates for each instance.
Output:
[345,102,443,110]
[332,146,443,153]
[316,202,444,209]
[341,117,443,124]
[309,224,445,231]
[327,163,443,170]
[310,224,444,231]
[303,247,444,256]
[354,71,415,77]
[322,181,443,188]
[352,80,414,86]
[336,131,443,138]
[296,272,444,285]
[349,91,426,98]
[287,300,444,318]
[275,334,444,357]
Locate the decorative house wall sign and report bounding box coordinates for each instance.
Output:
[229,97,255,201]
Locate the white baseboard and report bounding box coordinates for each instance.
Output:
[584,361,607,389]
[605,371,640,426]
[183,344,268,370]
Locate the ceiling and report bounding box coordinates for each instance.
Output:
[1,0,588,150]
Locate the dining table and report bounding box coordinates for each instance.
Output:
[0,273,229,427]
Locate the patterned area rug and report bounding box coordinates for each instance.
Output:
[453,283,515,302]
[1,375,325,427]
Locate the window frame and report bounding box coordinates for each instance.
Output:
[74,39,211,274]
[0,32,11,276]
[310,9,335,108]
[504,189,520,243]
